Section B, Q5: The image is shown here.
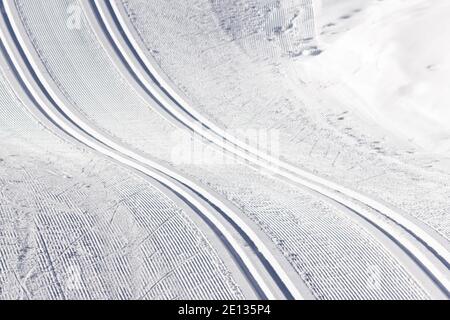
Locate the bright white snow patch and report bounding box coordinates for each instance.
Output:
[309,0,450,154]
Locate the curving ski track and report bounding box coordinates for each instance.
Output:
[0,0,448,300]
[84,0,449,298]
[0,0,316,300]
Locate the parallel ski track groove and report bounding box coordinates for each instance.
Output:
[0,0,305,300]
[90,0,449,297]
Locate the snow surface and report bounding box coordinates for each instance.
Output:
[8,0,435,299]
[0,67,242,299]
[121,0,450,242]
[309,0,450,153]
[0,0,449,300]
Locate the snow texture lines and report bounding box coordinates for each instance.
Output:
[1,0,448,300]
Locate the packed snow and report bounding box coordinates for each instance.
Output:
[122,0,450,241]
[0,61,242,300]
[0,0,448,300]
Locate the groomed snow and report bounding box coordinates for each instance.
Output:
[6,0,440,299]
[121,0,450,243]
[1,0,448,300]
[0,70,243,299]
